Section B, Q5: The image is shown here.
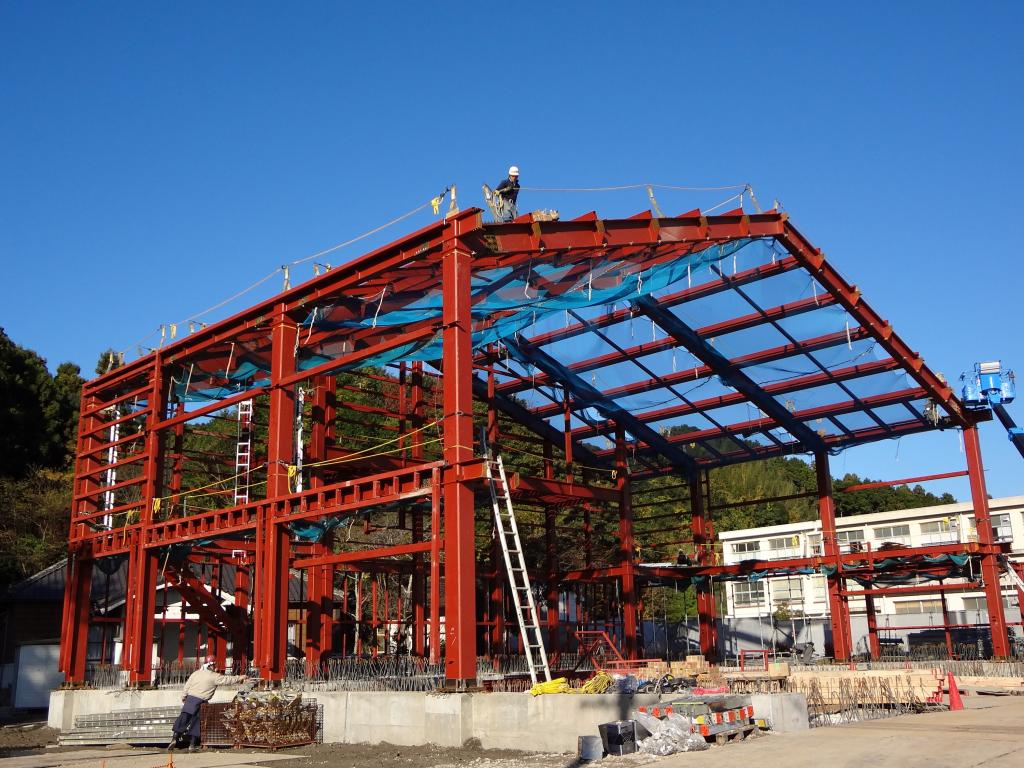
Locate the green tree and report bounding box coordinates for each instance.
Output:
[0,328,83,475]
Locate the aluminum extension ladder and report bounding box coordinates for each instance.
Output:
[234,399,254,505]
[485,448,551,685]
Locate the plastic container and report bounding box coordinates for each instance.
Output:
[598,720,637,756]
[578,734,604,761]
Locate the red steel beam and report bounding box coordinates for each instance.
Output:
[498,293,837,397]
[842,582,982,598]
[293,540,434,569]
[777,220,967,426]
[572,357,901,441]
[840,470,969,493]
[595,386,926,459]
[517,256,802,353]
[530,327,871,420]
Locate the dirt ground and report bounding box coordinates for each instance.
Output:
[0,730,658,768]
[0,722,60,755]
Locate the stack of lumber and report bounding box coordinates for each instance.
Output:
[669,655,715,678]
[622,655,722,684]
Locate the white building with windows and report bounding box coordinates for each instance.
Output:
[716,496,1024,653]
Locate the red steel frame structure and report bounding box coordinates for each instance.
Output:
[59,206,1012,688]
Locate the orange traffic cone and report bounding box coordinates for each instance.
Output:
[947,672,964,711]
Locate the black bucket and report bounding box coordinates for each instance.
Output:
[578,734,603,761]
[598,720,637,756]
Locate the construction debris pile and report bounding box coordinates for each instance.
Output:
[589,694,761,758]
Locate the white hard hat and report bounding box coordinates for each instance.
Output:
[508,165,519,176]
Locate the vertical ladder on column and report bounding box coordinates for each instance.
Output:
[486,448,551,685]
[234,399,254,505]
[102,412,120,530]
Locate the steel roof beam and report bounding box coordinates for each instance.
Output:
[570,357,901,440]
[600,386,925,462]
[632,295,828,453]
[528,326,872,419]
[470,375,610,469]
[497,292,838,397]
[503,337,699,476]
[517,255,801,353]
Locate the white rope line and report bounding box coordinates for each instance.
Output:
[520,182,749,193]
[701,192,746,214]
[287,198,436,267]
[117,192,449,358]
[172,268,281,327]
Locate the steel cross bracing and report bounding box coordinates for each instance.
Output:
[60,205,1011,689]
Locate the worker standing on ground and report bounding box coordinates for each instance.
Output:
[494,165,520,222]
[168,657,247,752]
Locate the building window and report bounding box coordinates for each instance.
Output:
[771,577,804,603]
[836,529,865,552]
[962,597,986,611]
[733,581,765,607]
[873,524,911,544]
[806,534,823,556]
[993,514,1013,542]
[809,575,826,600]
[893,599,943,614]
[960,595,1016,611]
[766,536,800,560]
[732,541,761,556]
[920,519,958,544]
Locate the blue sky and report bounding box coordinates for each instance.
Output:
[1,2,1021,499]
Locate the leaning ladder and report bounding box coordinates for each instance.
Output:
[1002,558,1024,594]
[485,449,551,685]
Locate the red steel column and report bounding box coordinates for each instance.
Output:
[255,304,297,679]
[126,356,166,685]
[305,376,335,665]
[690,472,718,660]
[233,561,251,671]
[62,554,93,683]
[615,424,638,658]
[816,451,852,661]
[486,365,505,654]
[61,388,103,683]
[412,364,427,657]
[864,586,881,660]
[429,470,441,663]
[964,425,1010,657]
[440,224,478,686]
[545,504,560,653]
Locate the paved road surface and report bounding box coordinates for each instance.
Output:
[660,696,1024,768]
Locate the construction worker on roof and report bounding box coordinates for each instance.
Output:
[494,165,520,222]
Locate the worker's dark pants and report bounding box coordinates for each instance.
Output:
[172,695,205,744]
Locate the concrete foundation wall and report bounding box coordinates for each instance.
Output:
[53,688,742,752]
[51,688,811,751]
